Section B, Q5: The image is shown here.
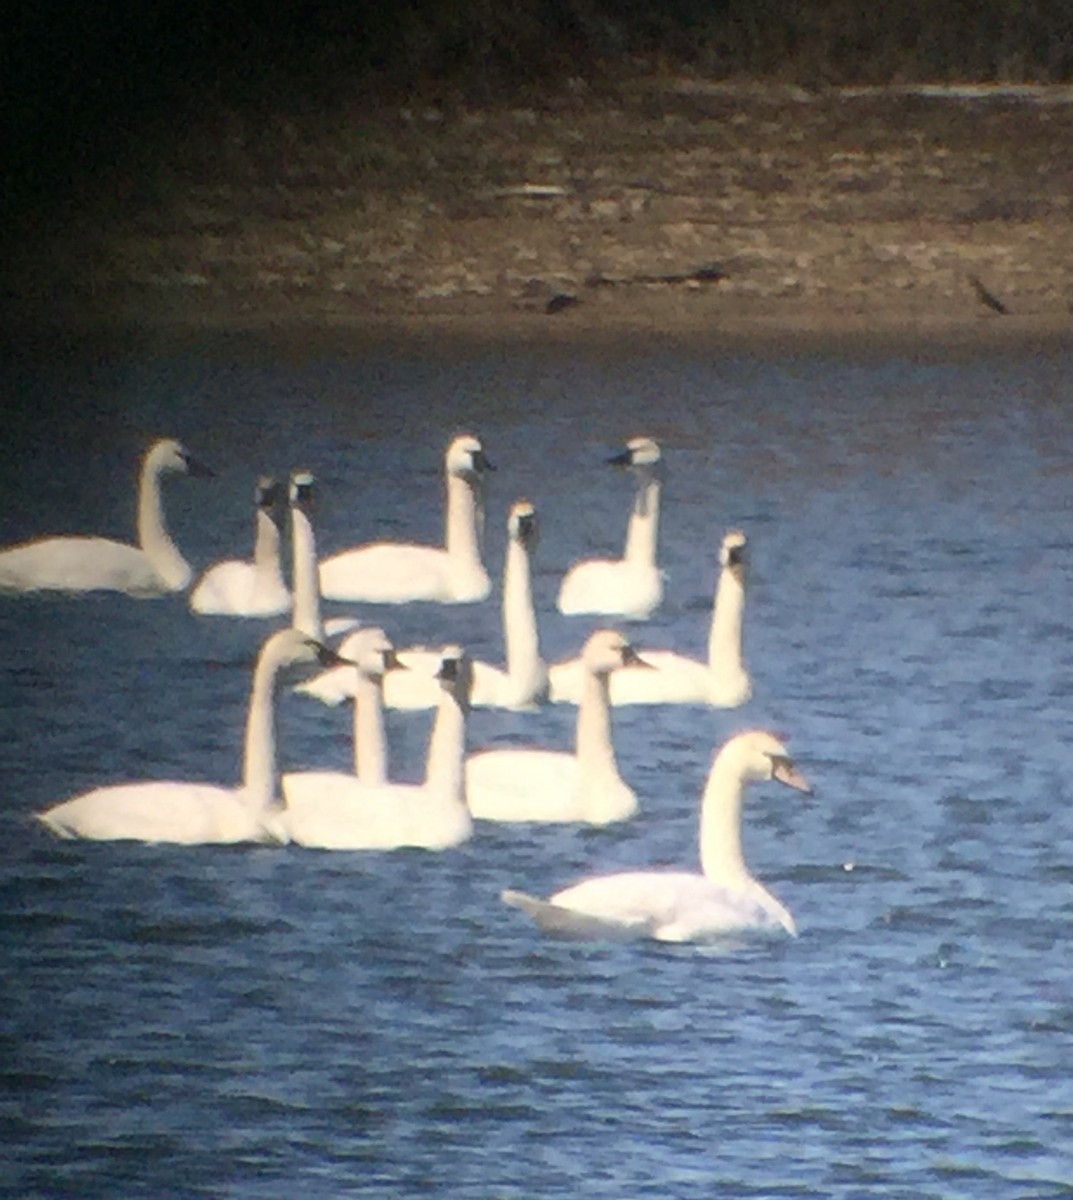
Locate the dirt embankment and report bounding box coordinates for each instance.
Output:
[11,79,1073,349]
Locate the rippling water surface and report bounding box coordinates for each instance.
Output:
[3,337,1073,1198]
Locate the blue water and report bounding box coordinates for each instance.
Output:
[3,335,1073,1198]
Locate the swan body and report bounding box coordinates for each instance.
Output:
[282,647,473,851]
[466,630,649,825]
[550,530,751,707]
[557,437,663,620]
[319,434,494,604]
[37,629,346,845]
[302,499,547,711]
[0,438,212,596]
[190,477,291,617]
[502,730,810,942]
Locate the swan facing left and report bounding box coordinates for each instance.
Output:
[502,730,811,943]
[190,477,291,617]
[0,437,213,597]
[36,629,348,845]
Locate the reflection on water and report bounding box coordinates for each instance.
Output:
[3,340,1073,1198]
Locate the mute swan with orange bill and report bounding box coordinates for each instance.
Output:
[556,436,663,620]
[190,476,291,617]
[502,730,810,942]
[550,530,751,707]
[0,437,212,596]
[36,629,348,845]
[466,630,650,825]
[319,434,494,604]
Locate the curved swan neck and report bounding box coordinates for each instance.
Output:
[698,754,751,886]
[291,507,324,640]
[445,474,484,568]
[624,474,660,567]
[708,564,746,674]
[253,511,286,593]
[502,535,540,677]
[353,672,388,785]
[576,670,620,783]
[425,688,468,804]
[241,649,284,812]
[137,455,191,589]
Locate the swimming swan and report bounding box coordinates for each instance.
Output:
[282,647,473,851]
[300,499,547,711]
[0,437,212,596]
[319,433,494,604]
[466,630,650,825]
[550,530,751,707]
[285,626,400,792]
[190,477,291,617]
[36,629,347,845]
[556,436,663,620]
[502,730,811,942]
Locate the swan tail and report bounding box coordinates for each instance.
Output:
[500,889,642,940]
[35,810,74,838]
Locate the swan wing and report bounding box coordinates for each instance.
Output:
[319,543,450,603]
[190,560,291,616]
[0,537,166,596]
[466,751,580,822]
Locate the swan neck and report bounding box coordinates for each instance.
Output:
[424,688,468,808]
[242,648,283,812]
[624,473,660,567]
[353,673,388,785]
[699,755,751,886]
[708,565,746,674]
[445,474,484,568]
[137,455,190,589]
[502,537,540,677]
[253,511,286,592]
[291,508,324,640]
[576,670,619,783]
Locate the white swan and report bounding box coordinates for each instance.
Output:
[282,647,474,851]
[318,433,494,604]
[190,477,291,617]
[286,626,399,791]
[300,498,547,711]
[556,436,663,620]
[0,437,212,596]
[502,730,811,942]
[550,530,751,707]
[465,629,650,825]
[36,629,347,845]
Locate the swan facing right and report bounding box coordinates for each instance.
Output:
[319,433,494,604]
[0,437,212,597]
[502,730,811,943]
[36,629,348,845]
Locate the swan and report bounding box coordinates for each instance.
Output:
[550,530,751,707]
[502,730,811,942]
[299,498,547,711]
[465,629,651,825]
[281,647,474,851]
[285,626,400,791]
[189,477,291,617]
[318,433,494,604]
[0,437,212,596]
[36,629,347,845]
[556,436,663,620]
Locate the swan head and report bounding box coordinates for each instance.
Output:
[337,626,402,680]
[608,436,662,471]
[721,529,747,575]
[508,499,539,548]
[435,644,474,705]
[146,438,214,479]
[261,628,352,680]
[256,477,286,523]
[720,731,812,794]
[289,471,316,513]
[446,434,495,479]
[580,629,654,677]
